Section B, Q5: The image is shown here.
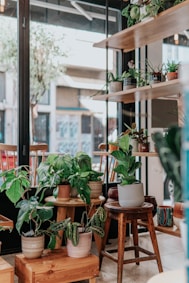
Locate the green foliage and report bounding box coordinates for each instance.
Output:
[111,134,142,185]
[107,72,124,82]
[0,166,31,204]
[153,126,182,202]
[165,60,180,72]
[122,4,140,27]
[64,206,106,246]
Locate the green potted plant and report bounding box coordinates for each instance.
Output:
[122,60,139,90]
[69,152,103,200]
[123,122,139,152]
[37,154,74,200]
[111,134,143,207]
[65,206,106,258]
[0,165,70,258]
[140,0,165,21]
[165,60,180,80]
[107,72,123,93]
[122,4,140,27]
[146,59,165,84]
[136,128,150,152]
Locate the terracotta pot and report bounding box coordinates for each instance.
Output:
[57,184,71,200]
[167,72,178,81]
[108,144,119,153]
[66,231,92,258]
[21,235,44,259]
[88,180,102,199]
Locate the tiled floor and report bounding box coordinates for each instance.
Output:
[3,231,185,283]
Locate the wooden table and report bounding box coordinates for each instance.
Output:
[45,196,106,250]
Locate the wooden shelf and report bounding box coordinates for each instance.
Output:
[94,0,189,52]
[93,151,158,157]
[0,214,13,230]
[92,79,182,104]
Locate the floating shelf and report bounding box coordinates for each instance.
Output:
[92,79,182,104]
[94,0,189,52]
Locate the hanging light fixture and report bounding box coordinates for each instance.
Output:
[0,0,5,12]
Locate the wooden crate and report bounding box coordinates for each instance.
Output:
[15,248,99,283]
[0,256,14,283]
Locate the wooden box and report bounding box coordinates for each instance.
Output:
[15,248,99,283]
[0,256,14,283]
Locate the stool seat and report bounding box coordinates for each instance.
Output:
[100,201,163,283]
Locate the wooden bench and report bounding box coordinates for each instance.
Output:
[0,256,14,283]
[15,248,99,283]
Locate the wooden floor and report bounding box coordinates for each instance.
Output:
[2,231,185,283]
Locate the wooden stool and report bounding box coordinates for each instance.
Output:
[100,201,163,283]
[15,248,99,283]
[0,256,14,283]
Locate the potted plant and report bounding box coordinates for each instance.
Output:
[111,134,143,207]
[122,4,140,27]
[69,152,103,200]
[123,122,139,152]
[0,165,70,258]
[146,59,165,84]
[140,0,165,21]
[37,154,90,204]
[37,154,74,201]
[136,128,150,152]
[107,72,123,93]
[122,60,139,90]
[64,206,106,258]
[165,60,180,80]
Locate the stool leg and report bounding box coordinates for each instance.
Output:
[117,212,126,283]
[132,219,139,265]
[147,211,163,273]
[99,212,111,268]
[89,278,96,283]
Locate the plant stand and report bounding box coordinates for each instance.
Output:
[15,248,99,283]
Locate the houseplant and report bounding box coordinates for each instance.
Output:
[136,128,150,152]
[111,134,143,207]
[68,152,103,199]
[0,165,70,258]
[38,153,90,203]
[123,122,139,152]
[107,71,123,93]
[146,59,165,84]
[122,60,139,90]
[165,60,180,80]
[65,206,106,258]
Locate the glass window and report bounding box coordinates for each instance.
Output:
[34,113,49,146]
[0,72,5,102]
[0,111,4,143]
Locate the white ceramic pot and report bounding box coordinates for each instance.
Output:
[66,231,92,258]
[118,183,144,207]
[130,138,138,152]
[21,235,45,259]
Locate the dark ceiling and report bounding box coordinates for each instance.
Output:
[4,0,123,34]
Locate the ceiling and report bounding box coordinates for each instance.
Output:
[4,0,122,34]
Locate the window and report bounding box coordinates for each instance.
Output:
[34,113,49,146]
